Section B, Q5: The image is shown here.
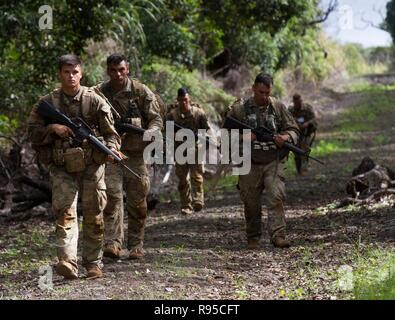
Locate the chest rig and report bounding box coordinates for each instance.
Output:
[103,80,147,130]
[175,105,199,133]
[244,99,278,152]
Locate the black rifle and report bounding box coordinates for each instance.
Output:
[223,116,324,165]
[170,121,219,150]
[36,99,141,179]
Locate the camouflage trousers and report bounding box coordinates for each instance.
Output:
[238,160,287,241]
[104,153,150,250]
[175,163,204,211]
[295,134,314,173]
[103,162,124,249]
[49,163,106,272]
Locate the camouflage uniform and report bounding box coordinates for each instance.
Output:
[166,103,210,213]
[288,103,317,173]
[27,86,120,273]
[227,96,299,242]
[95,78,162,251]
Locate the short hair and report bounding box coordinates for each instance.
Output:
[58,54,82,71]
[293,93,302,100]
[177,87,189,97]
[254,73,273,87]
[107,53,128,66]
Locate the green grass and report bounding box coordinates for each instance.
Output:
[373,134,391,146]
[336,93,395,133]
[0,225,55,277]
[310,139,353,157]
[345,82,395,94]
[206,173,238,193]
[351,248,395,300]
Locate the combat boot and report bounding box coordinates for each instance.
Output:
[129,247,144,260]
[193,202,203,212]
[85,264,103,279]
[55,261,78,280]
[271,236,290,248]
[247,238,260,250]
[103,243,122,259]
[181,208,193,215]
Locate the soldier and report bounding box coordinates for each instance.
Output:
[94,54,162,260]
[27,54,120,279]
[226,73,299,249]
[166,88,210,216]
[288,93,317,176]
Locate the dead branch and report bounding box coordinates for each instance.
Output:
[305,0,338,26]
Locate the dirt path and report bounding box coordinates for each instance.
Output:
[1,78,395,300]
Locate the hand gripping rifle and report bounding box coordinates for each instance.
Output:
[223,116,324,165]
[36,99,141,179]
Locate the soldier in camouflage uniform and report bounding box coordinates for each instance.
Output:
[226,73,300,249]
[166,88,210,215]
[27,55,120,279]
[94,54,162,260]
[288,93,317,176]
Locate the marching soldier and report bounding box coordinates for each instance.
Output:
[27,54,120,279]
[226,73,300,249]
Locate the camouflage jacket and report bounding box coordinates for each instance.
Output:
[226,96,300,165]
[93,78,163,152]
[27,86,120,165]
[288,103,317,135]
[166,103,210,148]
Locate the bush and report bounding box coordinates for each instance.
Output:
[141,58,234,121]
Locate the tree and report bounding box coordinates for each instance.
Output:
[384,0,395,43]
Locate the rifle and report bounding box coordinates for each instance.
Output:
[223,116,324,165]
[36,99,141,179]
[171,121,220,150]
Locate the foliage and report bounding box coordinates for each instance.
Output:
[336,93,394,133]
[0,0,161,122]
[351,248,395,300]
[384,0,395,44]
[141,59,234,121]
[342,44,389,76]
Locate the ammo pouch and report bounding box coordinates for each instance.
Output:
[63,147,86,173]
[92,136,108,165]
[251,144,289,165]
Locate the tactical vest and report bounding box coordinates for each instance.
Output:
[243,97,289,165]
[42,87,106,171]
[171,104,202,133]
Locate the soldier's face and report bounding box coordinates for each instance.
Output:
[177,94,191,110]
[293,97,302,109]
[107,61,129,85]
[252,83,271,106]
[58,64,82,89]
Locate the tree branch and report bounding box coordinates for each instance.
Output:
[305,0,338,26]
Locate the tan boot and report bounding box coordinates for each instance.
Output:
[129,247,144,260]
[181,208,193,215]
[103,243,122,259]
[85,264,103,280]
[55,261,78,280]
[271,236,290,248]
[247,238,260,250]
